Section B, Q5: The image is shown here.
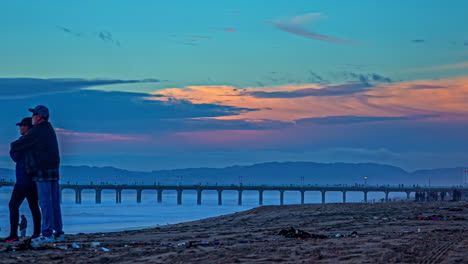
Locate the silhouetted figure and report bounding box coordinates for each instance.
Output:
[19,215,28,237]
[1,117,41,244]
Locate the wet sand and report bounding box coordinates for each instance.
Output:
[1,201,467,263]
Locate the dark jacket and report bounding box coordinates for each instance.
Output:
[9,147,34,186]
[10,121,60,181]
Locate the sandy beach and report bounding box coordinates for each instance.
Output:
[0,201,467,263]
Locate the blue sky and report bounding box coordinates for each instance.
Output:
[0,1,467,172]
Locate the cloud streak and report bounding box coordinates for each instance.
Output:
[98,31,121,46]
[211,27,236,32]
[296,115,439,125]
[57,26,82,37]
[185,35,211,39]
[244,82,371,98]
[56,128,141,142]
[268,13,351,44]
[409,62,468,72]
[0,78,160,99]
[57,26,121,46]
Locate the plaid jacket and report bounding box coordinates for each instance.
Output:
[31,167,60,182]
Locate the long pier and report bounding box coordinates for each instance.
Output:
[0,181,465,205]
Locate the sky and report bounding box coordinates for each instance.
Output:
[0,0,467,172]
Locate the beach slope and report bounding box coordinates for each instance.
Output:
[1,201,467,263]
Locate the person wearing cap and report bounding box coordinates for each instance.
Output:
[1,118,41,243]
[10,106,64,244]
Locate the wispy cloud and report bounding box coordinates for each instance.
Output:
[57,26,120,46]
[98,31,120,46]
[296,115,438,125]
[57,26,82,37]
[185,35,211,39]
[55,128,141,142]
[342,72,392,83]
[267,13,351,44]
[411,39,425,43]
[176,42,199,47]
[408,62,468,72]
[211,27,236,32]
[0,78,160,99]
[244,82,371,98]
[409,85,444,90]
[308,71,326,83]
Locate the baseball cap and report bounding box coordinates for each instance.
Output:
[29,105,50,119]
[16,117,33,128]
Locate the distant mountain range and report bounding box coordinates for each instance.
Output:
[0,162,465,186]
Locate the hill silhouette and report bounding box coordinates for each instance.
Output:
[0,162,464,186]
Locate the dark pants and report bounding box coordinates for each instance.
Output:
[8,184,41,237]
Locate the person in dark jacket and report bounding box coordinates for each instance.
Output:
[1,117,41,243]
[19,215,28,237]
[10,106,64,244]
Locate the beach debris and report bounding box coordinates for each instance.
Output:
[129,242,147,247]
[71,242,80,249]
[417,228,421,233]
[160,242,173,247]
[416,215,466,221]
[279,227,327,239]
[335,232,359,238]
[90,242,101,247]
[58,245,68,250]
[438,207,463,211]
[432,229,449,232]
[101,247,110,252]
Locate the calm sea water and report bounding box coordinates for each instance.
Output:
[0,187,406,236]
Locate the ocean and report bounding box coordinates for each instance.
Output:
[0,187,399,237]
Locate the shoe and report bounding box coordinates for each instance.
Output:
[31,235,55,244]
[1,236,19,243]
[55,233,65,242]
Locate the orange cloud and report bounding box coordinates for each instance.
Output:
[148,77,468,123]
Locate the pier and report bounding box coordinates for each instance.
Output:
[1,181,465,205]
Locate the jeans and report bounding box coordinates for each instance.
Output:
[20,229,26,237]
[36,181,63,237]
[9,184,41,237]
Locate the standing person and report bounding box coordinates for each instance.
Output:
[19,215,27,237]
[10,106,64,244]
[1,117,41,243]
